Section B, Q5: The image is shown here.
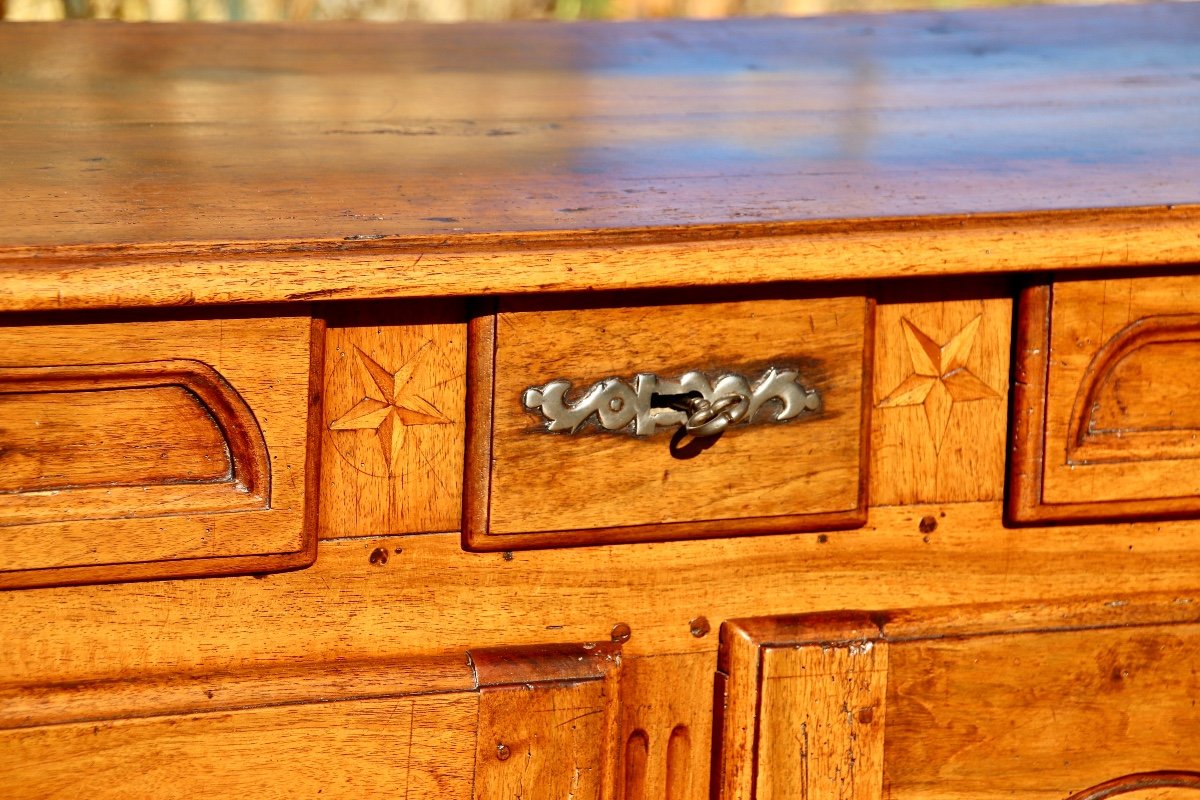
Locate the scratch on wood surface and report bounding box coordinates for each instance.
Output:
[555,708,603,728]
[402,699,414,800]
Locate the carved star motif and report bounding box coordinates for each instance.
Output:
[329,343,452,475]
[878,315,999,451]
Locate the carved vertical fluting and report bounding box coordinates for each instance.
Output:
[619,653,714,799]
[621,725,693,800]
[665,725,691,800]
[624,730,649,799]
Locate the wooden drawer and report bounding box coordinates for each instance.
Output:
[1010,274,1200,524]
[0,310,321,588]
[464,291,872,550]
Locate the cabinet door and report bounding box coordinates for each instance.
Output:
[1,643,621,800]
[713,601,1200,800]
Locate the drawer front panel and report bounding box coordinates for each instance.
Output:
[1010,274,1200,523]
[0,312,320,588]
[466,293,871,549]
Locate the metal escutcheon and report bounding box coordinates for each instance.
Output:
[521,367,820,440]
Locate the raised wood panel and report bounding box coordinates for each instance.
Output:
[0,361,269,529]
[0,642,620,797]
[715,615,887,800]
[0,385,228,492]
[619,652,715,800]
[466,292,871,549]
[474,643,623,800]
[0,312,320,588]
[476,681,618,800]
[872,285,1011,505]
[1010,275,1200,523]
[884,625,1200,800]
[320,300,466,538]
[0,693,478,799]
[757,641,887,800]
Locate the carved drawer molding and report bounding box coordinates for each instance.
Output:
[1066,772,1200,800]
[0,360,269,527]
[1010,275,1200,524]
[463,291,873,551]
[0,312,322,589]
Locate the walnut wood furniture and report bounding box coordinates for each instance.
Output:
[2,5,1200,797]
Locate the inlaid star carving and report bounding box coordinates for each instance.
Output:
[329,343,452,475]
[878,315,999,451]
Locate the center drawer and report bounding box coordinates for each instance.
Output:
[464,291,872,550]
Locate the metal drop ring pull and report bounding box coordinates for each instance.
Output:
[683,395,749,438]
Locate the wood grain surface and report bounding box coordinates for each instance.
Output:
[0,653,477,731]
[468,292,870,548]
[0,692,478,799]
[755,639,887,800]
[1,208,1196,313]
[0,311,319,588]
[320,301,466,539]
[715,614,887,800]
[1,4,1199,311]
[872,282,1012,506]
[1,641,627,798]
[4,6,1200,790]
[0,384,229,492]
[9,503,1200,730]
[885,624,1200,800]
[715,605,1200,800]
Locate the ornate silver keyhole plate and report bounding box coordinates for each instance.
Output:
[521,368,820,438]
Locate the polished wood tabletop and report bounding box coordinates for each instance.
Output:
[1,3,1198,310]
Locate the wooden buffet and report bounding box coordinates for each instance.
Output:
[2,4,1200,797]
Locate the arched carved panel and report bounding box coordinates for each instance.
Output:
[1068,315,1200,465]
[1066,771,1200,800]
[0,360,270,527]
[0,312,319,589]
